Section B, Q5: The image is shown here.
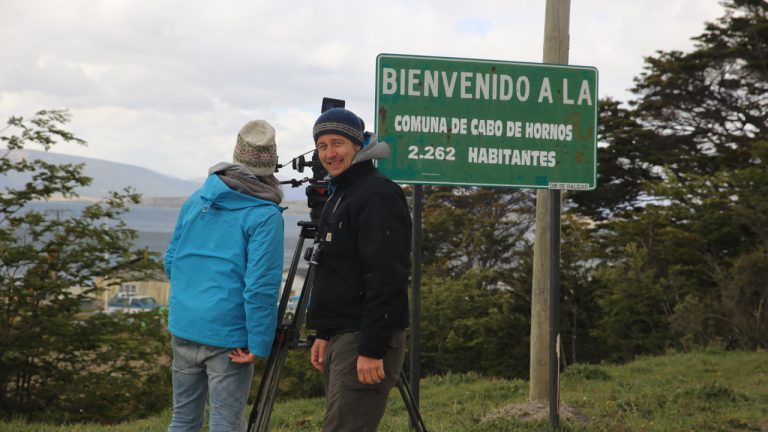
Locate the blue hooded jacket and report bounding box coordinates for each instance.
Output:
[164,173,284,357]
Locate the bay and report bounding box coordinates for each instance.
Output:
[24,200,310,268]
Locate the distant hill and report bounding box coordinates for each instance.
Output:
[4,149,202,199]
[3,149,308,202]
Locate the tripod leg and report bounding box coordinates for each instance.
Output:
[254,344,289,431]
[248,222,319,432]
[397,370,428,432]
[248,338,288,431]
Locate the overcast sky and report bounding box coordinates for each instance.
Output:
[1,0,726,181]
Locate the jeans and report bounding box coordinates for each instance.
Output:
[168,335,254,432]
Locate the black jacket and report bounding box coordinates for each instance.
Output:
[306,160,411,358]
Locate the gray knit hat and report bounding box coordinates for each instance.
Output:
[233,120,278,176]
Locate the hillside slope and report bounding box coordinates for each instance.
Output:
[4,149,308,201]
[5,149,201,198]
[2,350,765,431]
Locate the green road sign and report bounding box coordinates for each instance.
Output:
[375,54,599,190]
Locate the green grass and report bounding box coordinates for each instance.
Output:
[3,350,767,431]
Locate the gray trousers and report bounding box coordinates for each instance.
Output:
[321,330,406,432]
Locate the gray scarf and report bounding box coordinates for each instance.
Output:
[208,162,283,204]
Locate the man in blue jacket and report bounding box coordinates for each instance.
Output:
[306,108,412,431]
[164,120,284,432]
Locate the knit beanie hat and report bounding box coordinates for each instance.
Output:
[313,108,365,147]
[233,120,278,176]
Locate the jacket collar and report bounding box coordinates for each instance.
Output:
[330,160,375,191]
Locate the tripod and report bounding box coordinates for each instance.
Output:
[247,220,428,432]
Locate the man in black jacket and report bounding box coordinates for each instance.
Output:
[306,107,411,432]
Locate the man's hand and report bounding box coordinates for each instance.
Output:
[310,338,328,372]
[228,348,257,364]
[357,355,385,385]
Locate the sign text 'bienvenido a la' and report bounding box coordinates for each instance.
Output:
[374,54,599,190]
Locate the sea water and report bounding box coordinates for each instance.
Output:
[24,200,309,268]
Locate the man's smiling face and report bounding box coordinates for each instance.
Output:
[316,134,361,177]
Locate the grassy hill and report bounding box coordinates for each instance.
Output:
[2,350,766,431]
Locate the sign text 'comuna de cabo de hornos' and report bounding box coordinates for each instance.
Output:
[374,54,599,190]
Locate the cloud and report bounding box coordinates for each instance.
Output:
[0,0,727,179]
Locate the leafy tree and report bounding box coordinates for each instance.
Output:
[716,248,768,350]
[417,186,535,377]
[565,0,768,360]
[571,0,767,216]
[558,214,604,364]
[589,141,768,358]
[631,0,766,182]
[592,242,678,362]
[567,99,662,219]
[419,269,531,378]
[667,141,768,350]
[0,110,169,423]
[421,186,534,286]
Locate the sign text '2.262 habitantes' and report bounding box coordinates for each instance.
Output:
[374,54,599,190]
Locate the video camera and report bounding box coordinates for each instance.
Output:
[278,97,345,222]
